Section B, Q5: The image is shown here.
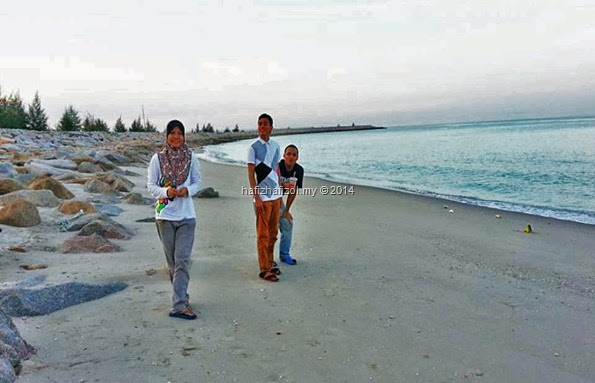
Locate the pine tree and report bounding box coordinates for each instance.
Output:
[0,89,28,129]
[201,122,214,133]
[232,124,240,132]
[130,116,144,132]
[93,117,109,132]
[26,91,48,131]
[57,105,82,131]
[81,114,109,132]
[114,116,126,132]
[144,119,157,132]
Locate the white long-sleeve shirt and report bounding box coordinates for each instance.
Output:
[147,153,202,221]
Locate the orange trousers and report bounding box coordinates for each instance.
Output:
[255,198,282,272]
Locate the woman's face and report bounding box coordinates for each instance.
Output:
[167,127,184,149]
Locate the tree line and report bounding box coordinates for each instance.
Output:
[0,87,242,133]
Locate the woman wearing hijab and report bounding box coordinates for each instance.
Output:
[147,120,202,320]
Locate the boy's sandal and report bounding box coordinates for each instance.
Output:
[270,267,282,276]
[259,271,279,282]
[169,306,197,320]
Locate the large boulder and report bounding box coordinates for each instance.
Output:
[29,159,78,171]
[77,161,102,174]
[58,200,96,215]
[26,175,75,199]
[78,220,133,239]
[0,199,41,227]
[83,179,113,194]
[57,212,113,232]
[0,178,24,195]
[26,161,81,177]
[0,281,127,317]
[92,155,118,170]
[93,173,135,193]
[97,151,131,166]
[0,189,60,208]
[60,233,121,253]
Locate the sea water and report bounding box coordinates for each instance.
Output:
[197,117,595,225]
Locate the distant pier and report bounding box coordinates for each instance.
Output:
[185,124,386,147]
[273,124,385,136]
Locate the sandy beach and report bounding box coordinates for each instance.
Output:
[3,159,594,382]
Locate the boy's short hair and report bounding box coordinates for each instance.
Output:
[258,113,273,127]
[284,144,299,155]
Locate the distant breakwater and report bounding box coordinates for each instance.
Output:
[0,124,385,159]
[186,124,386,147]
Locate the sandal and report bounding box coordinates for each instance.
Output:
[259,271,279,282]
[271,267,282,276]
[169,306,197,320]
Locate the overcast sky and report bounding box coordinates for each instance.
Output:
[1,1,594,130]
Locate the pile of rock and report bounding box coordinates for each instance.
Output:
[0,129,163,381]
[0,128,224,381]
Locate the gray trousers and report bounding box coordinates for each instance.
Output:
[155,218,196,311]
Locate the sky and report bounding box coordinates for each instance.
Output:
[1,1,594,131]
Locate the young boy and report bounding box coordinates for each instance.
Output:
[278,144,304,265]
[247,113,283,282]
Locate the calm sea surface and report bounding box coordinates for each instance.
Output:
[198,117,595,225]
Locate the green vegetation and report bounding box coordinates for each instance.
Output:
[57,105,82,131]
[82,114,109,132]
[27,91,49,131]
[0,87,27,129]
[114,116,126,132]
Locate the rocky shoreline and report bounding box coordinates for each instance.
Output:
[0,128,219,381]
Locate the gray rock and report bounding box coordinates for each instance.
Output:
[0,281,127,316]
[196,187,220,198]
[26,161,85,178]
[94,172,135,192]
[92,154,117,170]
[0,189,60,208]
[31,159,78,170]
[0,356,17,382]
[0,143,20,151]
[83,179,113,194]
[78,220,133,239]
[93,203,124,217]
[0,163,17,179]
[98,151,131,166]
[58,212,113,232]
[0,309,35,372]
[77,161,103,174]
[123,192,149,205]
